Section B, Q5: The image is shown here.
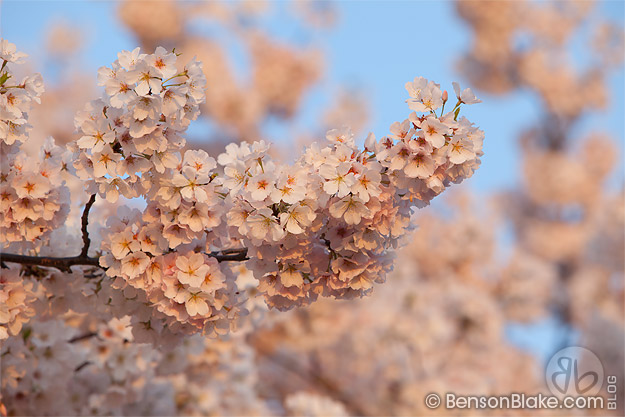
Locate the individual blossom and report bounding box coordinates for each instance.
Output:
[121,251,150,279]
[351,165,382,202]
[247,173,274,202]
[76,118,115,152]
[172,166,211,203]
[197,259,226,293]
[319,162,356,197]
[447,135,476,164]
[0,39,27,63]
[99,67,138,108]
[452,81,482,105]
[247,208,285,242]
[271,167,307,204]
[406,79,443,112]
[279,203,316,234]
[329,195,370,225]
[280,262,311,288]
[325,126,355,147]
[91,146,122,177]
[184,290,211,317]
[12,173,51,199]
[404,152,435,179]
[176,253,210,287]
[419,116,451,148]
[145,46,177,79]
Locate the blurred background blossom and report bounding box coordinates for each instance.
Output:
[1,0,623,415]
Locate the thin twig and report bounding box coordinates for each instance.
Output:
[74,361,92,372]
[68,332,98,343]
[80,194,97,257]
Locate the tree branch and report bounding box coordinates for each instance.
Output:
[74,361,92,372]
[0,253,100,273]
[80,194,97,257]
[208,248,248,262]
[68,332,98,343]
[0,195,101,273]
[0,248,249,274]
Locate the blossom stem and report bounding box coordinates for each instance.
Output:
[161,71,187,85]
[161,82,187,88]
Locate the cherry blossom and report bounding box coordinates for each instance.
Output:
[2,41,484,354]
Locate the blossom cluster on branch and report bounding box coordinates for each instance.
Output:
[1,40,484,343]
[0,40,72,253]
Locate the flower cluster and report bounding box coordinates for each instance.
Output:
[92,47,483,337]
[251,35,321,118]
[1,43,483,342]
[456,1,618,119]
[0,41,71,249]
[73,46,206,201]
[0,39,44,150]
[1,137,72,249]
[2,316,157,416]
[0,265,36,340]
[216,79,482,313]
[1,314,269,416]
[99,207,243,337]
[378,78,483,196]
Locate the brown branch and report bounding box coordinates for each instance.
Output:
[68,332,98,343]
[0,248,249,274]
[0,253,100,273]
[74,361,92,372]
[80,194,97,257]
[208,248,248,262]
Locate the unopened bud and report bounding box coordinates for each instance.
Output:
[442,90,448,103]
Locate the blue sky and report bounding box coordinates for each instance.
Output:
[1,0,623,196]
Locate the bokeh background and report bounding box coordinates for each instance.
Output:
[1,0,623,415]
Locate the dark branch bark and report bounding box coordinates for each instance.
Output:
[80,194,97,257]
[208,248,248,262]
[0,253,100,273]
[0,248,249,274]
[68,332,98,343]
[74,361,92,372]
